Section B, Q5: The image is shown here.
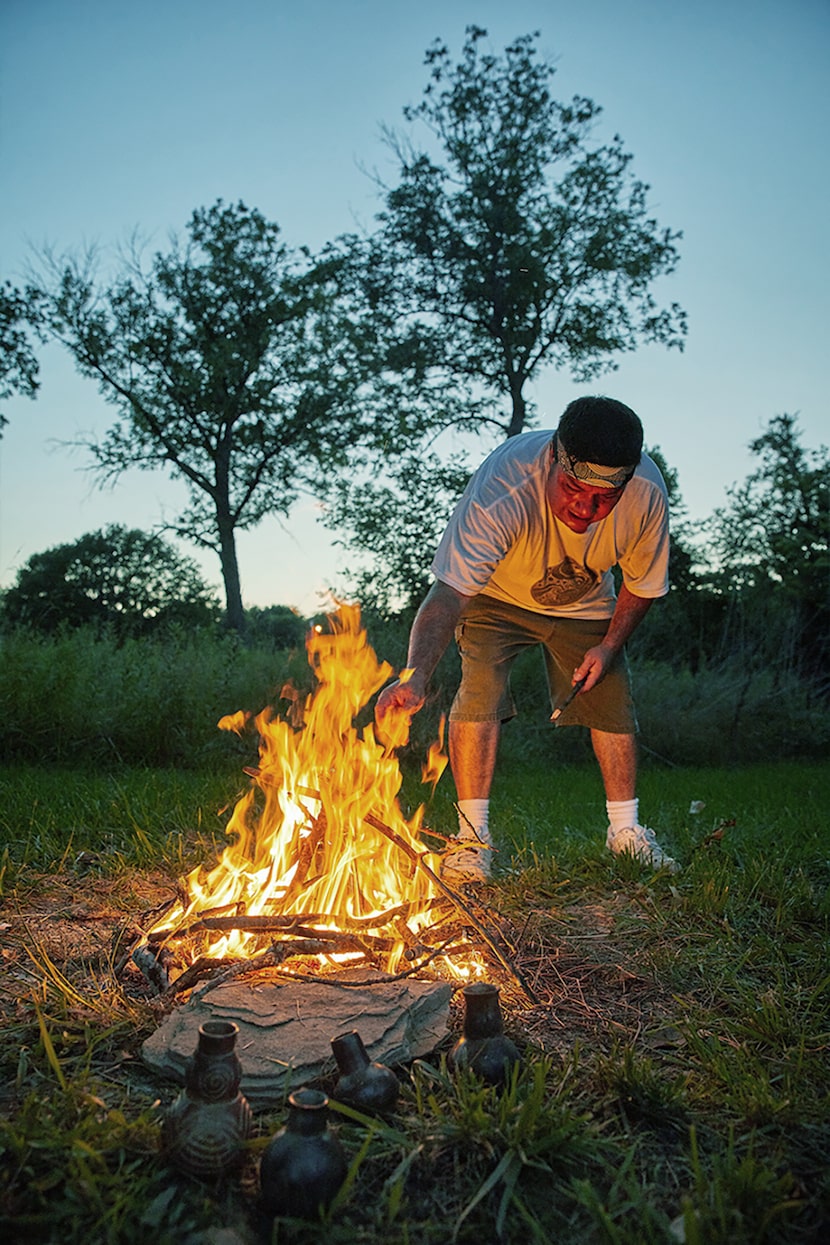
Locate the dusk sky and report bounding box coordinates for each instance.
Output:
[1,0,827,614]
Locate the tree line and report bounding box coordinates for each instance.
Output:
[635,417,829,693]
[1,27,827,703]
[2,413,826,686]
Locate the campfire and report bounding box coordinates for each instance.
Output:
[132,604,520,999]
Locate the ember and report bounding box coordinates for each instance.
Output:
[139,603,490,990]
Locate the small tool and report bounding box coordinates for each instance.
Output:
[550,677,586,724]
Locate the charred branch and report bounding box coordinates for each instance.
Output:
[364,812,540,1004]
[132,941,173,992]
[146,912,411,946]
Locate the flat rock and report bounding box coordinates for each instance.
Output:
[142,970,453,1108]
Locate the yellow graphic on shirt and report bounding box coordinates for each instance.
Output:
[531,557,599,606]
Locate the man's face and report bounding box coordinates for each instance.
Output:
[547,463,627,533]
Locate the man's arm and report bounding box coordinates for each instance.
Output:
[573,583,655,693]
[375,580,470,722]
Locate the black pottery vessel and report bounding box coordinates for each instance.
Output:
[163,1019,252,1178]
[259,1087,348,1220]
[330,1029,399,1114]
[448,982,520,1086]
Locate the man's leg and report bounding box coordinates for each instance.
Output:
[443,599,532,881]
[449,720,500,801]
[592,728,678,871]
[590,729,637,801]
[442,720,500,881]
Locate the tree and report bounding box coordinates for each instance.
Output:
[32,202,369,631]
[371,26,686,439]
[645,445,700,593]
[324,450,472,616]
[324,27,687,606]
[0,281,43,435]
[244,604,308,649]
[2,525,219,636]
[626,445,723,672]
[708,414,830,684]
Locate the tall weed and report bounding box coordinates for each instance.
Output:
[2,624,827,767]
[0,627,307,766]
[634,661,830,765]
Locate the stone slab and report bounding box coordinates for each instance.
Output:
[142,970,453,1108]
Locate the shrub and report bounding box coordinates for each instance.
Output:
[634,661,830,766]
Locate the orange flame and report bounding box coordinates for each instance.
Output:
[149,603,447,971]
[422,716,448,793]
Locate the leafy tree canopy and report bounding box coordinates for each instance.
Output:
[325,27,688,609]
[367,25,687,439]
[31,201,371,630]
[645,444,700,592]
[0,280,43,435]
[2,524,219,636]
[691,414,830,684]
[325,450,472,616]
[710,415,829,599]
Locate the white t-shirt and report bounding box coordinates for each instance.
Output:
[431,430,669,619]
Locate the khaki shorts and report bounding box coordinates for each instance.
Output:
[449,595,637,735]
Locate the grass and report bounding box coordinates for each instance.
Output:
[0,764,244,890]
[1,756,829,1243]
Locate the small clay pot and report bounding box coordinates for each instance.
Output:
[331,1029,399,1114]
[448,982,520,1086]
[260,1088,348,1220]
[162,1019,252,1178]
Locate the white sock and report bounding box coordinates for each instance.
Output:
[606,798,639,834]
[457,798,490,844]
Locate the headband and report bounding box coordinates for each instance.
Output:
[553,437,636,489]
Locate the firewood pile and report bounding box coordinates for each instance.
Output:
[122,811,537,1006]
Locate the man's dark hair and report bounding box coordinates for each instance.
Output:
[557,396,643,467]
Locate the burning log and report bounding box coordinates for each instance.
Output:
[193,934,471,998]
[129,826,532,999]
[160,954,238,998]
[146,908,421,945]
[160,936,378,999]
[132,912,458,995]
[143,931,393,993]
[129,899,479,998]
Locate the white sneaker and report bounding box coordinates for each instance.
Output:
[606,824,679,873]
[441,834,493,884]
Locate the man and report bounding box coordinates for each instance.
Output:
[375,395,679,882]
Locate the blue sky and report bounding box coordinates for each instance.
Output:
[1,0,827,613]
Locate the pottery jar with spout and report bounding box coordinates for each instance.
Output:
[448,982,520,1086]
[163,1019,252,1178]
[260,1087,348,1220]
[330,1029,399,1114]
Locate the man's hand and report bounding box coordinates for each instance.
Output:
[376,671,426,723]
[374,671,427,748]
[374,580,469,748]
[573,643,616,694]
[572,585,655,694]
